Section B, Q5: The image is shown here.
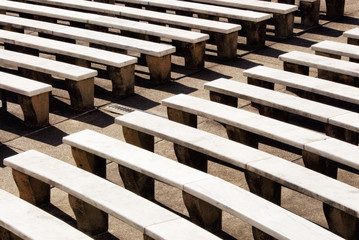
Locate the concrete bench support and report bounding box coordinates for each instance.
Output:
[17,93,50,128]
[145,55,171,84]
[231,19,267,48]
[300,0,320,26]
[181,41,206,69]
[326,0,345,18]
[273,12,294,39]
[65,78,94,111]
[215,31,238,60]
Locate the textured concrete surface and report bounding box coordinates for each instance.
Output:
[1,0,359,239]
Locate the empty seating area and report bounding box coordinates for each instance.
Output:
[1,0,359,239]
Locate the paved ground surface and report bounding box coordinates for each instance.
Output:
[1,0,359,239]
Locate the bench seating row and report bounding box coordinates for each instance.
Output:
[4,150,222,240]
[0,0,209,69]
[23,0,242,60]
[0,14,175,84]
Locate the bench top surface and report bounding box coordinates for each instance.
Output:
[343,27,359,39]
[4,150,220,240]
[33,0,242,33]
[119,0,272,22]
[64,129,343,239]
[0,15,176,57]
[184,0,298,14]
[0,30,138,68]
[114,111,359,217]
[162,94,328,149]
[279,51,359,78]
[0,71,52,97]
[0,49,97,81]
[204,79,359,132]
[0,0,209,43]
[0,189,93,240]
[162,94,359,171]
[243,66,359,105]
[311,40,359,59]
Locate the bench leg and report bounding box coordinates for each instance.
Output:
[232,20,267,48]
[245,171,281,240]
[273,12,294,39]
[120,127,155,201]
[0,90,6,112]
[325,124,359,145]
[348,38,359,46]
[65,77,94,111]
[68,195,108,235]
[283,62,309,75]
[323,204,359,239]
[315,51,341,60]
[226,125,259,149]
[215,31,238,60]
[71,147,106,178]
[209,91,238,108]
[300,0,320,26]
[0,227,22,240]
[182,192,222,233]
[318,70,358,87]
[108,64,135,97]
[302,150,338,179]
[12,169,50,205]
[19,69,52,85]
[4,44,39,56]
[247,77,274,109]
[38,33,76,44]
[278,0,295,3]
[17,93,50,128]
[56,55,91,69]
[257,105,289,122]
[325,0,345,18]
[145,54,172,84]
[182,41,206,70]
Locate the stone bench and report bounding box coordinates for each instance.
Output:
[0,14,175,84]
[205,78,359,145]
[0,0,209,70]
[4,150,221,240]
[0,29,137,97]
[343,28,359,45]
[311,40,359,63]
[26,0,241,60]
[278,51,359,87]
[0,188,94,240]
[162,94,359,186]
[63,128,343,240]
[0,49,97,111]
[117,0,272,48]
[0,71,52,128]
[181,0,298,37]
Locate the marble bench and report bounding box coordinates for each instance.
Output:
[26,0,241,60]
[343,28,359,45]
[4,150,221,240]
[0,29,137,97]
[0,49,97,111]
[311,40,359,63]
[63,128,343,240]
[205,78,359,145]
[278,51,359,87]
[0,0,209,70]
[0,14,175,84]
[162,94,359,184]
[181,0,297,37]
[0,188,94,240]
[117,0,272,48]
[0,71,52,128]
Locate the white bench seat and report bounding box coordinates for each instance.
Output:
[0,48,97,111]
[0,71,52,127]
[0,29,137,96]
[181,0,298,37]
[204,78,359,144]
[0,189,94,240]
[311,40,359,62]
[4,150,221,240]
[63,128,343,240]
[0,14,175,83]
[0,0,209,69]
[117,0,272,47]
[27,0,242,60]
[343,28,359,45]
[278,51,359,87]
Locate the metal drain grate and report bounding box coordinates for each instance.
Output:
[104,104,136,115]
